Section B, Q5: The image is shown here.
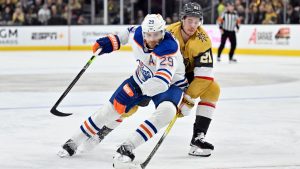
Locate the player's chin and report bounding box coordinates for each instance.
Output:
[147,42,158,49]
[187,30,196,36]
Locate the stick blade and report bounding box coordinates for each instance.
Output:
[50,108,72,117]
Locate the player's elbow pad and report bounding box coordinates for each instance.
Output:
[140,78,169,97]
[96,34,120,55]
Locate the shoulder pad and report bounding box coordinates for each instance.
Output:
[153,32,178,57]
[133,26,144,48]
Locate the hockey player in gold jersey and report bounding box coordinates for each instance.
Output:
[166,2,220,157]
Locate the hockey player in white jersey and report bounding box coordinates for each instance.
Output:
[58,14,189,167]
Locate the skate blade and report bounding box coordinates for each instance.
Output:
[188,145,212,157]
[113,154,142,169]
[113,161,142,169]
[57,149,70,158]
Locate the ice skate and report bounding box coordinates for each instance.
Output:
[113,144,139,169]
[57,139,78,158]
[229,58,237,63]
[189,133,214,157]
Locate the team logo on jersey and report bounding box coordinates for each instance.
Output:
[196,32,208,42]
[136,60,153,82]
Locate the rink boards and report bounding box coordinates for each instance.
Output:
[0,25,300,56]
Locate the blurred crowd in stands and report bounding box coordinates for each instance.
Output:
[216,0,300,24]
[0,0,299,26]
[0,0,86,25]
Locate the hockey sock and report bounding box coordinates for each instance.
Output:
[124,101,176,149]
[71,103,121,145]
[194,101,215,135]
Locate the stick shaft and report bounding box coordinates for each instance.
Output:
[50,55,96,117]
[141,114,178,168]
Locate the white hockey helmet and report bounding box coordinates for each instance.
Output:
[141,14,166,40]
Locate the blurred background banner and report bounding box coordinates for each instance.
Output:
[0,0,300,55]
[1,25,299,56]
[0,0,299,26]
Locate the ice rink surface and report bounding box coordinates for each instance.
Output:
[0,51,300,169]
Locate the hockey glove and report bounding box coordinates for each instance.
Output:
[178,94,195,117]
[93,34,120,55]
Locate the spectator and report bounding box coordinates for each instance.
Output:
[107,0,119,24]
[34,0,43,12]
[61,5,69,23]
[77,14,87,25]
[56,0,65,15]
[70,0,81,11]
[172,12,179,22]
[12,7,25,25]
[165,16,172,24]
[235,0,245,23]
[24,4,39,25]
[38,4,51,25]
[288,6,300,24]
[2,6,13,25]
[70,0,82,24]
[48,4,67,25]
[217,0,225,18]
[262,4,277,24]
[46,0,55,8]
[136,9,144,24]
[1,0,16,13]
[257,3,266,24]
[249,5,260,24]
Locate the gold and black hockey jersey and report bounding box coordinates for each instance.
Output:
[166,21,213,74]
[166,22,219,101]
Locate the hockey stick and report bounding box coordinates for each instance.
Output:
[139,113,179,169]
[50,55,97,117]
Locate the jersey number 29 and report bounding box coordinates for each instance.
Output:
[160,57,174,67]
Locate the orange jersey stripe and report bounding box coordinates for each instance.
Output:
[84,121,96,135]
[155,71,171,81]
[140,124,153,138]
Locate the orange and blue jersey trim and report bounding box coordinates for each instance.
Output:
[154,68,173,85]
[136,120,157,141]
[80,116,101,138]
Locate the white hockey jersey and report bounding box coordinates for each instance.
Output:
[117,26,188,97]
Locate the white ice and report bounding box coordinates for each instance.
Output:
[0,51,300,169]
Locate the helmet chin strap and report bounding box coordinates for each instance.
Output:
[180,22,192,37]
